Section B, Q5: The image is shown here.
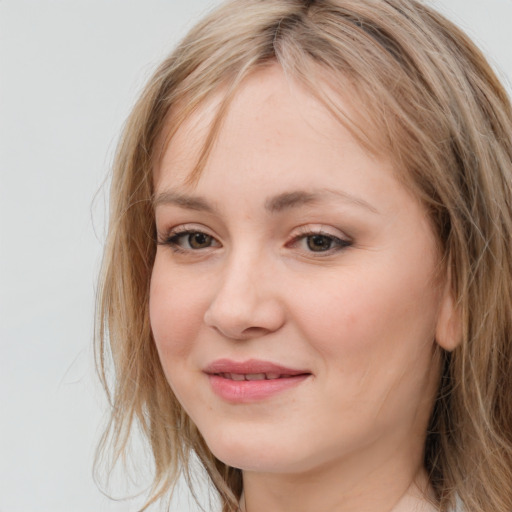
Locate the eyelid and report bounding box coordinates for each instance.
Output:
[157,223,215,239]
[291,224,351,242]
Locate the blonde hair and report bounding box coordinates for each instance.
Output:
[95,1,512,511]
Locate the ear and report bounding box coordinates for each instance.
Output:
[435,276,462,352]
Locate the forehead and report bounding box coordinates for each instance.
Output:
[153,63,392,191]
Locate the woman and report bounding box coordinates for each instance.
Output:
[95,1,512,511]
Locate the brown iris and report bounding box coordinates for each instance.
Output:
[188,232,213,249]
[306,234,333,252]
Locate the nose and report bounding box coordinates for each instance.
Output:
[203,251,286,340]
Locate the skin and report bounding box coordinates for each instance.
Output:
[150,64,453,512]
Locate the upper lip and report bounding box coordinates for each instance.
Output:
[204,358,310,376]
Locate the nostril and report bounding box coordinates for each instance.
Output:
[210,324,271,341]
[240,326,272,338]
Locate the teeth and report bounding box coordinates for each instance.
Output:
[218,372,286,380]
[229,373,245,381]
[245,373,266,381]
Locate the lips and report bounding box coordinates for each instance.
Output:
[204,359,311,403]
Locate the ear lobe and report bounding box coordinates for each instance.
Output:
[435,279,462,351]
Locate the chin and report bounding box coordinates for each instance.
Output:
[200,427,292,472]
[201,427,327,475]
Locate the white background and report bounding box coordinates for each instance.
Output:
[0,1,511,511]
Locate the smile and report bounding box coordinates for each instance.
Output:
[204,359,311,403]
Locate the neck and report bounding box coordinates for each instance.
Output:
[240,455,437,512]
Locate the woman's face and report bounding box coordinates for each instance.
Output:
[150,65,449,476]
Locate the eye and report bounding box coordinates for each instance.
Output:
[159,228,220,252]
[288,228,352,254]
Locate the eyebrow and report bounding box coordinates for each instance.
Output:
[153,191,216,212]
[152,189,378,214]
[265,190,378,214]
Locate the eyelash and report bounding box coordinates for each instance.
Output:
[158,225,352,256]
[159,228,219,254]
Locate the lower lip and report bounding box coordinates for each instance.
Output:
[207,374,309,403]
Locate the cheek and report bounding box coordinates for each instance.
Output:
[291,270,440,439]
[149,258,205,363]
[149,259,213,414]
[289,259,441,390]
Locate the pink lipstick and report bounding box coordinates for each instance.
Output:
[204,359,311,403]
